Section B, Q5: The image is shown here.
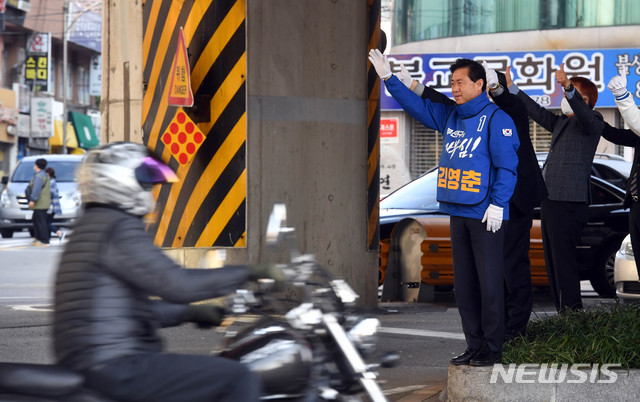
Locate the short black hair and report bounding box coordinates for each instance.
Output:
[449,58,486,92]
[45,167,56,179]
[35,158,47,170]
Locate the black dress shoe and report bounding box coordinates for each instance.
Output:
[469,347,502,366]
[450,348,479,365]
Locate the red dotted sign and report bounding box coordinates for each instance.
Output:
[161,109,205,165]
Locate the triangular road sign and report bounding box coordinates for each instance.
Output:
[168,27,194,107]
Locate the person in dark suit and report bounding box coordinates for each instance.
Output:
[604,73,640,277]
[398,63,547,339]
[484,64,548,339]
[508,63,602,312]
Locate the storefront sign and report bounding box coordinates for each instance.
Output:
[25,33,51,93]
[381,48,640,110]
[380,118,398,144]
[90,55,101,96]
[30,97,53,138]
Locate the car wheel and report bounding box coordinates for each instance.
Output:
[0,229,13,238]
[588,242,619,298]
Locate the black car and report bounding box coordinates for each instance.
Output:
[379,154,631,300]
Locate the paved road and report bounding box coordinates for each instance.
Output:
[0,231,609,400]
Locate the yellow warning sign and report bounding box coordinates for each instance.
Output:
[168,27,194,107]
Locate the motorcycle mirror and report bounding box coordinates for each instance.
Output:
[380,353,400,368]
[266,204,287,247]
[266,204,301,261]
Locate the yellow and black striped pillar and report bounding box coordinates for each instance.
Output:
[367,0,381,251]
[142,0,247,248]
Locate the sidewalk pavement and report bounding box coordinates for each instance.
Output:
[394,381,446,401]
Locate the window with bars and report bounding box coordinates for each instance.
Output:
[408,115,554,179]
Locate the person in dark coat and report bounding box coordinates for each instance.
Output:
[53,142,277,402]
[484,64,548,339]
[508,63,602,312]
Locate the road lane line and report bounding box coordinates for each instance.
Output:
[9,304,53,312]
[383,384,427,396]
[379,326,466,340]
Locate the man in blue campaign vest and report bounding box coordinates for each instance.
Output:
[369,50,519,366]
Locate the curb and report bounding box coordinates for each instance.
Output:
[445,364,640,401]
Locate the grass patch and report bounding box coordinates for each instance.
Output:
[503,302,640,369]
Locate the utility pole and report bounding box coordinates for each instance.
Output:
[101,0,143,144]
[62,0,103,154]
[62,0,69,154]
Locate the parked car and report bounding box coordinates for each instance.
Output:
[613,234,640,301]
[0,154,84,238]
[379,154,631,300]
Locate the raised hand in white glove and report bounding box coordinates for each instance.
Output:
[608,74,628,98]
[481,204,503,233]
[368,49,392,80]
[397,64,414,88]
[482,61,499,90]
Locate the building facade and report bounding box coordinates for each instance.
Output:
[0,0,101,178]
[381,0,640,193]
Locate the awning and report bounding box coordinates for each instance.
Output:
[51,119,78,149]
[69,112,99,149]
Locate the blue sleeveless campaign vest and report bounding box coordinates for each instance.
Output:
[436,104,499,206]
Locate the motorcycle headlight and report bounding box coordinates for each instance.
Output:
[348,318,380,358]
[349,318,380,339]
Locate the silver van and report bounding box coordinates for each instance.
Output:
[0,154,84,238]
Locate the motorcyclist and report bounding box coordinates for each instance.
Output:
[53,142,275,401]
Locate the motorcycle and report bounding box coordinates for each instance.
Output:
[220,204,396,401]
[0,204,395,401]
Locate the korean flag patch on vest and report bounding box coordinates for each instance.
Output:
[502,128,513,137]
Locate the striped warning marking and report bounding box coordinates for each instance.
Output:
[143,0,246,247]
[367,0,381,250]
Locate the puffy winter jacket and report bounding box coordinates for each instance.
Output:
[53,204,249,371]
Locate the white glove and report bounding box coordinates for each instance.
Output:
[481,204,503,233]
[368,49,392,80]
[482,61,499,90]
[608,74,628,98]
[397,64,414,88]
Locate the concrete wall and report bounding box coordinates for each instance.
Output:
[244,0,379,306]
[104,0,380,306]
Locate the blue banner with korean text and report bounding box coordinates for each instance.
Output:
[381,48,639,110]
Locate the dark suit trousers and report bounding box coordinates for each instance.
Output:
[629,201,640,278]
[503,206,533,337]
[450,216,505,353]
[540,199,588,311]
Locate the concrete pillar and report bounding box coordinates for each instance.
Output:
[103,0,379,306]
[101,0,144,144]
[245,1,379,306]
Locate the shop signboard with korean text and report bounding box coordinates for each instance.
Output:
[380,48,639,110]
[30,97,53,138]
[25,33,52,93]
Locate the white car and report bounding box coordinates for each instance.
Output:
[614,234,640,301]
[0,154,83,238]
